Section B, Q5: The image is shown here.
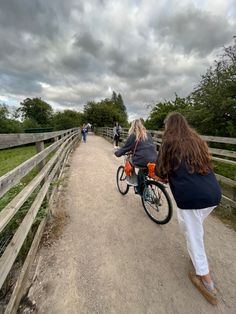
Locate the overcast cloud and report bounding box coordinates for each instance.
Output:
[0,0,235,120]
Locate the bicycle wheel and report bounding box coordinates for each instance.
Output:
[141,180,172,224]
[116,166,130,195]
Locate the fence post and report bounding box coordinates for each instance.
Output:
[35,140,49,202]
[234,174,236,202]
[35,141,45,171]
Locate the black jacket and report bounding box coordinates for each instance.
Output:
[167,162,222,209]
[114,133,157,167]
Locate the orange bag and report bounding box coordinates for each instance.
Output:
[124,160,133,176]
[147,163,168,183]
[147,162,156,178]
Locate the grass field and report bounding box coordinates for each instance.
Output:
[0,145,37,177]
[213,160,236,180]
[0,145,51,258]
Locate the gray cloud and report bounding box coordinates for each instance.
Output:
[151,7,235,56]
[73,32,104,57]
[0,0,235,120]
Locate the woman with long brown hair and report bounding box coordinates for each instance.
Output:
[158,112,221,305]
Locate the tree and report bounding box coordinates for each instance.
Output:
[0,104,22,133]
[52,110,83,130]
[83,92,129,127]
[191,43,236,136]
[19,98,53,127]
[111,92,128,124]
[145,42,236,137]
[145,95,191,130]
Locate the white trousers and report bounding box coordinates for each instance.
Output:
[177,206,215,276]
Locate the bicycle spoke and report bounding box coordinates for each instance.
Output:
[142,180,172,224]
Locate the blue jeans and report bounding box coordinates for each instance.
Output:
[82,132,87,142]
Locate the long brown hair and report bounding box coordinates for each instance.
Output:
[158,112,213,176]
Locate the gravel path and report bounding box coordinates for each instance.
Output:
[28,134,236,314]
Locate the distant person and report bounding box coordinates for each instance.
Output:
[114,119,157,186]
[157,112,221,305]
[81,124,88,143]
[113,122,122,149]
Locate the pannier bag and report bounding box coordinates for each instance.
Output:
[124,160,133,177]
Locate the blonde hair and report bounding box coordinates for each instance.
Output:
[128,119,147,140]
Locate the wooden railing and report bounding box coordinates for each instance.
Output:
[95,127,236,209]
[0,128,81,313]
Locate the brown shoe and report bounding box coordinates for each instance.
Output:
[188,271,218,305]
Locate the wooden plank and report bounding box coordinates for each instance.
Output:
[212,156,236,166]
[0,132,76,198]
[0,139,72,290]
[0,135,73,233]
[35,141,45,171]
[0,177,51,289]
[0,128,79,150]
[209,148,236,159]
[201,135,236,145]
[221,195,236,208]
[4,136,77,313]
[4,217,47,314]
[215,174,236,187]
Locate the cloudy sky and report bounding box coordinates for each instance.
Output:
[0,0,235,120]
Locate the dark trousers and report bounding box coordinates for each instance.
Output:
[114,134,120,146]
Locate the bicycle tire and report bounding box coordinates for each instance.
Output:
[116,165,130,195]
[141,180,172,224]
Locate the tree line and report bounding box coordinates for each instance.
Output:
[0,92,128,133]
[0,42,235,137]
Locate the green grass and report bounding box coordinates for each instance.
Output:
[0,146,38,177]
[213,160,236,180]
[0,144,54,258]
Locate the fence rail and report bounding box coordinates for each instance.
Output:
[0,128,81,313]
[0,129,75,150]
[96,127,236,209]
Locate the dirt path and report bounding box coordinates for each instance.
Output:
[26,134,236,314]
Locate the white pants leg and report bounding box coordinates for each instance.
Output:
[177,206,215,276]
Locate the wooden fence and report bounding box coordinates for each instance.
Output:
[96,127,236,210]
[0,128,81,313]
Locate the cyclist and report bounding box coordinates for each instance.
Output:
[114,119,157,187]
[157,112,221,305]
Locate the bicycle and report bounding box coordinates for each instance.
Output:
[116,154,173,224]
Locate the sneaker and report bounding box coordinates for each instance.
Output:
[188,271,218,305]
[126,173,138,186]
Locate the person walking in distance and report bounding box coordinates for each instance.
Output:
[81,124,88,143]
[113,122,122,149]
[157,112,221,305]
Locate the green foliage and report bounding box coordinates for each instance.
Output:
[22,118,40,130]
[0,104,23,133]
[83,91,128,127]
[52,109,83,130]
[191,44,236,136]
[145,95,191,130]
[145,43,236,137]
[19,98,53,127]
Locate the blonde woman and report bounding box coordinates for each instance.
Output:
[114,119,157,185]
